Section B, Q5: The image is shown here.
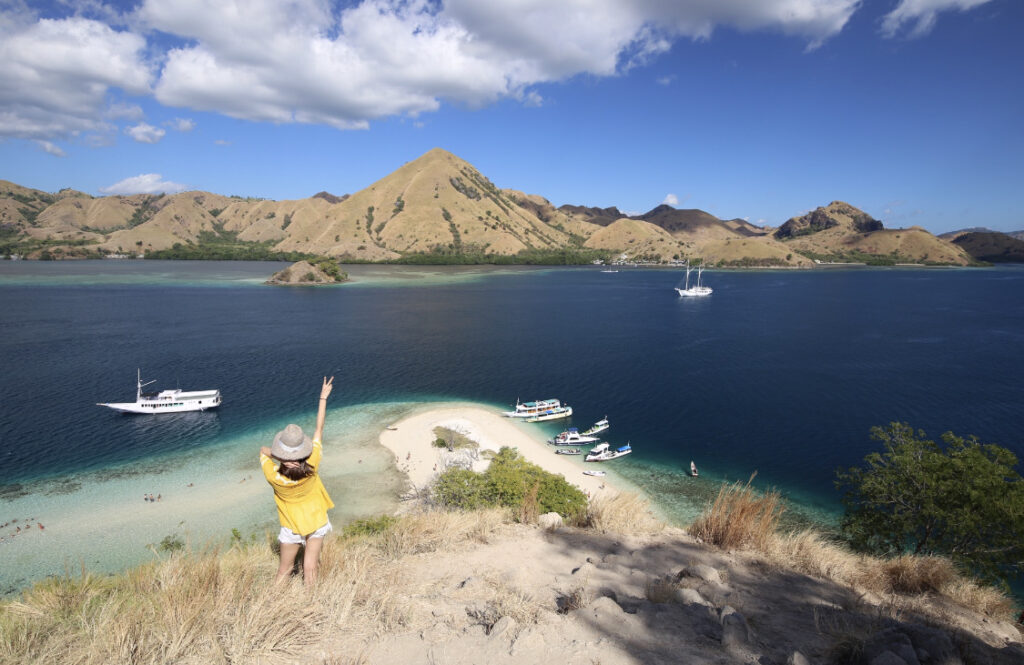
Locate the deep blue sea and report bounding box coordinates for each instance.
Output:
[1,260,1023,588]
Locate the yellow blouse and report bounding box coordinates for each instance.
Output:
[261,439,334,536]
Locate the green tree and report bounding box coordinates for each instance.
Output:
[835,422,1024,584]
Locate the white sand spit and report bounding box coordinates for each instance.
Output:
[379,406,618,497]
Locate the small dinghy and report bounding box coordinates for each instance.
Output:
[690,461,699,477]
[555,448,581,455]
[583,470,607,477]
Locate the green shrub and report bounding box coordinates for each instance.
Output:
[342,514,399,537]
[432,447,586,522]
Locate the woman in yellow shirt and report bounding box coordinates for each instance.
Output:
[260,376,335,585]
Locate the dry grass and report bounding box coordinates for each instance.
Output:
[0,508,511,665]
[688,476,784,550]
[688,479,1015,623]
[645,575,680,604]
[586,492,665,535]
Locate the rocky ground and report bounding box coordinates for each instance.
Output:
[318,518,1024,665]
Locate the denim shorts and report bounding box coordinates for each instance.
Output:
[278,520,332,545]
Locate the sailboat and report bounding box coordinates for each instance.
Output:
[675,261,713,297]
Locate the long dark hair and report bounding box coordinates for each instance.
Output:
[277,458,314,480]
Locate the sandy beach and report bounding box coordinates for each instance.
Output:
[379,405,620,499]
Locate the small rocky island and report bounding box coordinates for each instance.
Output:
[265,259,347,285]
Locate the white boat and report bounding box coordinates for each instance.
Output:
[676,261,713,297]
[600,270,619,273]
[98,369,221,414]
[581,418,609,436]
[690,460,699,477]
[503,398,561,418]
[583,470,606,477]
[524,406,573,422]
[555,448,582,455]
[550,427,600,445]
[585,442,633,462]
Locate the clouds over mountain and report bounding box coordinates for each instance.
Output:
[0,0,997,146]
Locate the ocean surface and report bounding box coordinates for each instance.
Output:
[1,260,1022,593]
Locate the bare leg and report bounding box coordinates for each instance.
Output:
[303,536,325,586]
[276,542,300,583]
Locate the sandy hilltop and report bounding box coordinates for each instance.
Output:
[2,403,1023,664]
[0,148,990,266]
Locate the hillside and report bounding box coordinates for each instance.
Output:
[949,231,1024,263]
[0,154,977,267]
[773,201,973,266]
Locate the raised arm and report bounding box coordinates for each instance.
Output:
[313,376,334,442]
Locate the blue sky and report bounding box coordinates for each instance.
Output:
[1,0,1021,232]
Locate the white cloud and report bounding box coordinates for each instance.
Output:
[881,0,993,38]
[37,140,67,157]
[663,193,680,206]
[656,75,676,86]
[167,117,195,131]
[125,122,165,143]
[106,102,144,120]
[1,1,869,139]
[0,12,152,140]
[213,139,231,146]
[138,0,862,129]
[99,173,186,194]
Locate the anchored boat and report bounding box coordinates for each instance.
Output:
[504,398,561,418]
[550,427,600,445]
[581,417,609,436]
[98,369,221,414]
[524,406,573,422]
[675,261,713,297]
[585,442,633,462]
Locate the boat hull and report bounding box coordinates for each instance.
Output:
[99,401,220,414]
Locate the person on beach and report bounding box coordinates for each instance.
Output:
[260,376,335,585]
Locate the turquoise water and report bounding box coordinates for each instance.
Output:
[1,260,1022,593]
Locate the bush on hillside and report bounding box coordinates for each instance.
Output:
[432,447,587,522]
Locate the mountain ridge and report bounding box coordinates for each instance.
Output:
[0,149,982,266]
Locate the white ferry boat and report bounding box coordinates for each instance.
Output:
[585,442,633,462]
[550,427,600,445]
[98,369,221,414]
[523,406,573,422]
[504,398,561,418]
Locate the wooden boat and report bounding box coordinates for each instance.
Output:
[523,406,573,422]
[581,417,609,436]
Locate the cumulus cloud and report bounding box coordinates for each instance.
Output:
[881,0,993,38]
[125,122,165,143]
[140,0,862,129]
[15,0,974,140]
[663,194,680,206]
[37,140,67,157]
[99,173,186,195]
[0,11,152,140]
[167,117,195,131]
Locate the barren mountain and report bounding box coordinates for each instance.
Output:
[949,231,1024,263]
[773,201,972,265]
[0,153,976,267]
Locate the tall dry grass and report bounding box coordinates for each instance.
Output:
[689,483,1015,621]
[0,508,511,665]
[688,476,784,550]
[586,491,665,535]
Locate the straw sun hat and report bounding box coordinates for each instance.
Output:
[270,424,313,461]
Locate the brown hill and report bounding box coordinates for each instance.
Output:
[773,201,884,240]
[265,260,337,285]
[558,204,626,227]
[774,202,971,266]
[950,231,1024,263]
